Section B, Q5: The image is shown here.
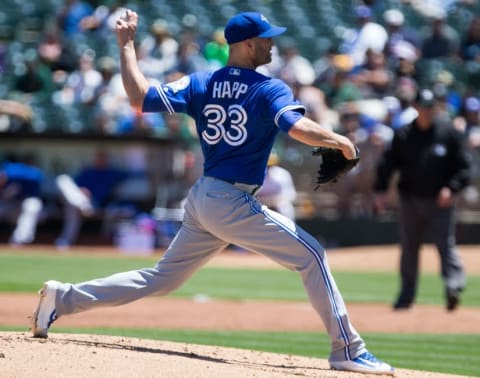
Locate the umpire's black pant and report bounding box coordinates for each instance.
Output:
[396,195,466,305]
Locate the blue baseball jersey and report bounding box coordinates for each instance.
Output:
[1,162,43,198]
[143,66,305,185]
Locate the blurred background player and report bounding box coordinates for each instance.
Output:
[0,155,44,246]
[256,151,297,220]
[55,150,127,249]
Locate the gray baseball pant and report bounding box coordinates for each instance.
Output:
[53,176,366,362]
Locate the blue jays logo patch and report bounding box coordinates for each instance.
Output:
[166,75,191,93]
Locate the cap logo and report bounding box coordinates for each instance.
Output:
[224,11,286,44]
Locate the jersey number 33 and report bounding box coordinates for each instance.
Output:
[202,104,248,146]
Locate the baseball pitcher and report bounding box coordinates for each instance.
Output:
[31,10,393,375]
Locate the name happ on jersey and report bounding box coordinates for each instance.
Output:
[212,81,248,99]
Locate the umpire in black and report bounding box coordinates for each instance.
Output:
[374,88,471,311]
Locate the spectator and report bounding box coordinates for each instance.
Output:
[80,0,127,38]
[56,0,94,40]
[381,95,400,126]
[410,0,459,19]
[390,77,419,129]
[421,68,462,120]
[203,28,229,70]
[256,152,297,220]
[37,24,77,81]
[383,8,422,62]
[52,49,103,105]
[312,45,338,86]
[138,19,179,81]
[278,37,316,86]
[340,5,388,68]
[174,39,209,75]
[382,8,421,79]
[0,155,44,246]
[421,9,460,59]
[13,50,54,102]
[390,40,419,80]
[460,15,480,62]
[374,88,471,311]
[177,13,206,53]
[55,150,128,249]
[455,96,480,209]
[0,28,9,75]
[90,58,132,134]
[461,96,480,133]
[351,49,393,99]
[283,73,330,126]
[334,103,393,217]
[88,56,118,106]
[320,54,362,109]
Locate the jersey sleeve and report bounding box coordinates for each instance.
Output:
[142,75,194,114]
[265,79,305,133]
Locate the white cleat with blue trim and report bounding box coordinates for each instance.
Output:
[30,280,59,338]
[330,351,395,375]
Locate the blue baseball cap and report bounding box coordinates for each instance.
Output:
[224,12,287,45]
[354,5,372,19]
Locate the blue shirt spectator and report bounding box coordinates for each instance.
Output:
[57,0,94,38]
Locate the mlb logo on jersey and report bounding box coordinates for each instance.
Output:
[229,68,241,76]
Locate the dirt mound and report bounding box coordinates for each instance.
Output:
[0,332,464,377]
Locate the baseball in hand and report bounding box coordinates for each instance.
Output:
[122,11,131,21]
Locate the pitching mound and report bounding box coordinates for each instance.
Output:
[0,332,466,377]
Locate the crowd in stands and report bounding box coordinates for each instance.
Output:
[1,0,480,245]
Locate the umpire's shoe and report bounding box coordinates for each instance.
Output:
[30,280,60,338]
[446,288,462,312]
[330,351,394,375]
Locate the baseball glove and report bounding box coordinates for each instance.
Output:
[312,146,360,190]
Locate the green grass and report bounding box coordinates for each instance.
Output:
[2,250,480,376]
[1,252,479,306]
[2,326,479,376]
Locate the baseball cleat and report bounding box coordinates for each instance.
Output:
[446,288,461,311]
[330,351,394,375]
[30,280,60,338]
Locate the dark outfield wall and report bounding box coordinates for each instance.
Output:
[297,217,480,247]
